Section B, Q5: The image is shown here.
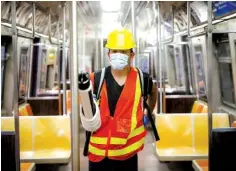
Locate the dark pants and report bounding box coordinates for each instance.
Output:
[89,154,138,171]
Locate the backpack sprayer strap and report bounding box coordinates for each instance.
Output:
[136,68,159,142]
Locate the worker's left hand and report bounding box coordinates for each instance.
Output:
[143,109,149,127]
[143,114,149,127]
[92,94,99,103]
[92,94,97,100]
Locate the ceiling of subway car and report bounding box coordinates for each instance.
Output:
[76,1,162,37]
[75,1,188,40]
[76,1,133,38]
[1,1,60,37]
[1,1,206,42]
[75,1,208,40]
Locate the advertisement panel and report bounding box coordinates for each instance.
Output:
[213,1,236,18]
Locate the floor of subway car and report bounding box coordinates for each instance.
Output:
[35,129,194,171]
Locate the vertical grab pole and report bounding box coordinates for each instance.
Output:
[57,19,62,114]
[157,2,162,114]
[100,13,103,69]
[187,2,191,38]
[26,2,36,102]
[187,1,199,99]
[153,2,159,114]
[11,2,20,171]
[62,2,67,115]
[32,2,35,38]
[100,27,104,68]
[131,0,136,67]
[95,27,99,70]
[82,27,86,68]
[136,31,139,67]
[207,1,213,165]
[68,1,80,171]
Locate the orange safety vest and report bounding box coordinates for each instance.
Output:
[89,67,147,162]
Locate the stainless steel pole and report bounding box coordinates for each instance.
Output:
[207,0,213,160]
[136,31,139,67]
[62,2,67,115]
[158,2,162,114]
[26,2,36,99]
[100,27,104,68]
[95,27,99,70]
[83,27,86,68]
[11,2,20,171]
[187,2,191,37]
[68,1,80,171]
[153,2,159,114]
[56,19,62,114]
[187,1,199,98]
[25,2,35,102]
[32,2,35,38]
[131,0,136,67]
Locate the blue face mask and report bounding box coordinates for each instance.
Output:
[110,53,129,70]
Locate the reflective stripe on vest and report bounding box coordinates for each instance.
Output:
[89,137,145,157]
[131,68,141,130]
[90,125,145,144]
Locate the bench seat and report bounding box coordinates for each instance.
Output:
[155,113,229,161]
[1,116,71,164]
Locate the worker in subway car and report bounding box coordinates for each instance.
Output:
[83,28,158,171]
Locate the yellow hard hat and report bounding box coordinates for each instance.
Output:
[105,28,136,50]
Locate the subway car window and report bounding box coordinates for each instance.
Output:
[38,48,47,94]
[182,44,194,94]
[194,45,207,97]
[19,47,29,97]
[217,42,231,58]
[175,47,185,87]
[166,45,177,87]
[215,34,236,108]
[219,63,235,106]
[1,45,6,105]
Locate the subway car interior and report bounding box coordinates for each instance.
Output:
[1,1,236,171]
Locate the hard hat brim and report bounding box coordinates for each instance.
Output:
[105,44,136,50]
